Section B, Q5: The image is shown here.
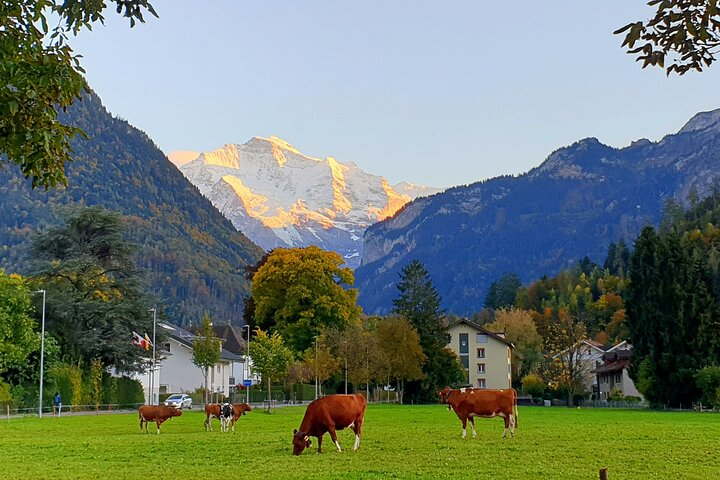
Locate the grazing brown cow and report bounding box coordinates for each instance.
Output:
[204,403,253,432]
[292,393,366,455]
[138,405,182,434]
[438,387,518,438]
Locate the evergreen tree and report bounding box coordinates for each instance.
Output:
[484,272,522,311]
[29,206,158,373]
[392,260,464,402]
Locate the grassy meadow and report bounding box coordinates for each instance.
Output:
[1,404,718,479]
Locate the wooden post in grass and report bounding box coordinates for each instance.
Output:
[599,468,608,480]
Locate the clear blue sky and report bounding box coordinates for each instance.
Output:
[73,1,720,188]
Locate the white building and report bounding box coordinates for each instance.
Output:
[137,322,251,404]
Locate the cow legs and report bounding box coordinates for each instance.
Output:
[468,417,478,438]
[204,415,213,432]
[461,417,468,439]
[328,427,342,452]
[509,413,516,437]
[502,414,510,438]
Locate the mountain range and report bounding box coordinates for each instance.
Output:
[170,137,441,268]
[355,109,720,315]
[0,92,263,326]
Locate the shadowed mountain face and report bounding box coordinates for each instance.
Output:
[355,109,720,316]
[173,137,442,268]
[0,93,263,327]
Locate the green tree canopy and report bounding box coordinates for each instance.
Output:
[1,0,157,188]
[192,313,222,403]
[0,271,40,376]
[29,206,158,373]
[375,316,425,404]
[250,246,361,353]
[484,272,522,311]
[250,328,294,401]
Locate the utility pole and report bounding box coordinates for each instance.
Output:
[149,307,157,405]
[313,336,319,399]
[244,324,251,405]
[33,290,46,418]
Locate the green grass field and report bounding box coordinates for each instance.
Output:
[1,404,718,479]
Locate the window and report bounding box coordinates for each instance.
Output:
[477,378,486,388]
[477,363,485,374]
[476,334,488,343]
[460,355,469,369]
[477,348,485,358]
[459,333,469,354]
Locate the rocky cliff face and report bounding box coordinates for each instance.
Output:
[356,108,720,315]
[174,136,442,267]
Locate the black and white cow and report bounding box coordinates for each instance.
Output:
[220,403,233,432]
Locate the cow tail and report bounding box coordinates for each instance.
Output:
[513,388,519,428]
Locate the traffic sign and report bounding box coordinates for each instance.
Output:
[242,379,252,387]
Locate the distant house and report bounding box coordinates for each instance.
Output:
[593,342,642,400]
[137,322,243,404]
[446,318,513,389]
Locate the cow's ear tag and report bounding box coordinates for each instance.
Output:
[304,435,309,441]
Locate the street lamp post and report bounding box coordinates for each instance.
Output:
[33,290,46,418]
[343,340,348,395]
[243,324,251,404]
[313,336,319,399]
[149,307,157,405]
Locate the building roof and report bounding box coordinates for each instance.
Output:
[159,322,240,364]
[212,324,247,354]
[592,349,632,374]
[446,317,514,349]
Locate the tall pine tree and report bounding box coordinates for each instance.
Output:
[392,260,464,402]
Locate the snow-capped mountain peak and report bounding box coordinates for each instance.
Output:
[175,137,443,267]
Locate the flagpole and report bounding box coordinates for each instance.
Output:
[150,308,157,405]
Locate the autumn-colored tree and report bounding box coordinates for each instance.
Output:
[250,246,361,354]
[543,309,591,407]
[192,313,221,405]
[250,329,294,402]
[484,308,542,385]
[300,335,340,397]
[375,316,425,404]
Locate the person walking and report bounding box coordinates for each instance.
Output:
[53,392,62,416]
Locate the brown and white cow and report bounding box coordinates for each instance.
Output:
[292,393,366,455]
[438,387,518,438]
[204,402,253,432]
[138,405,182,434]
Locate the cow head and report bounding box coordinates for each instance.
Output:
[169,407,183,417]
[242,403,253,415]
[438,386,451,404]
[292,429,312,455]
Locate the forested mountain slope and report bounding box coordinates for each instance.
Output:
[0,92,263,326]
[356,109,720,315]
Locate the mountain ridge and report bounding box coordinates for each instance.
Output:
[356,108,720,315]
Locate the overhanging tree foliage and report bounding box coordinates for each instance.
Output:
[0,271,41,376]
[615,1,720,75]
[0,0,157,188]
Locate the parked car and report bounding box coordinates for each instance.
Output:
[163,393,192,409]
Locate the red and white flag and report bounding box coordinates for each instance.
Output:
[132,331,151,350]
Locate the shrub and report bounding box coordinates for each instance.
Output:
[522,374,545,398]
[116,376,144,406]
[0,381,12,409]
[624,396,642,403]
[608,387,625,402]
[695,366,720,409]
